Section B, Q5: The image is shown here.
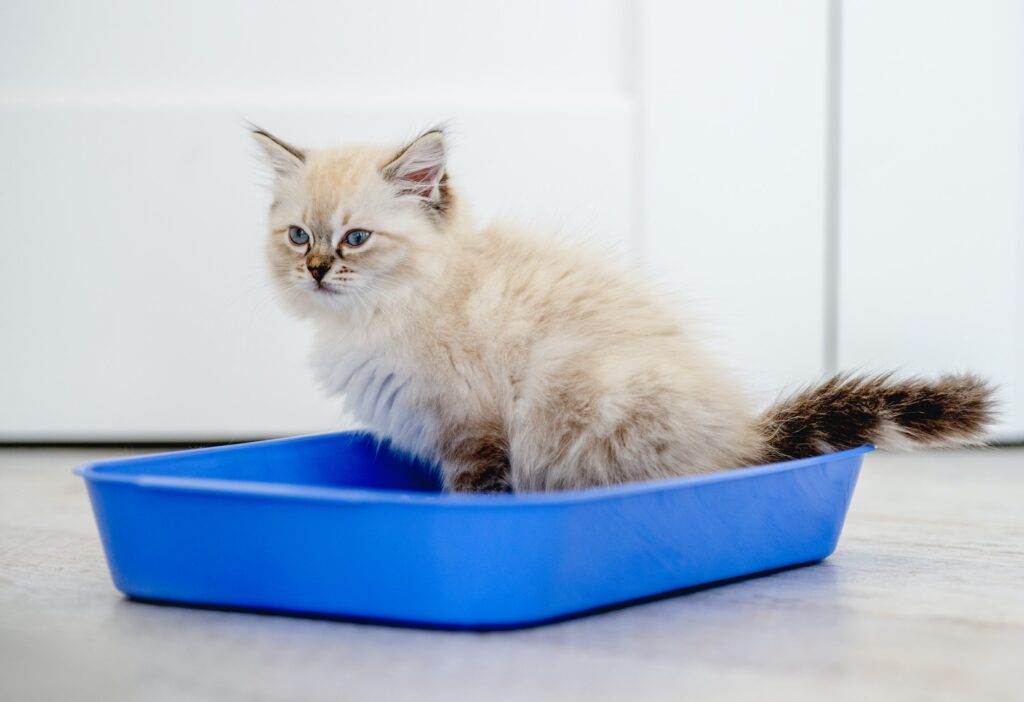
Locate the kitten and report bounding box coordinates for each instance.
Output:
[253,125,994,493]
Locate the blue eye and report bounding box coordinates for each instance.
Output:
[344,229,371,247]
[288,226,309,246]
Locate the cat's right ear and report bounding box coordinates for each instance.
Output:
[250,125,305,179]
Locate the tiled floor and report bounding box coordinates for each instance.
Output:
[1,446,1021,702]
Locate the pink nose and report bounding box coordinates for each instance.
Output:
[307,262,330,281]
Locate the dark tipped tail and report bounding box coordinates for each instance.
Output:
[758,373,996,461]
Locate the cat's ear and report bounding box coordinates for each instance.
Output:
[382,128,448,205]
[250,125,305,179]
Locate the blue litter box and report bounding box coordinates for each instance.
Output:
[76,432,871,629]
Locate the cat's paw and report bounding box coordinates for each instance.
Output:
[450,469,512,494]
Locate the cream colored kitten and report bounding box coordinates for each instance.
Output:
[254,126,993,493]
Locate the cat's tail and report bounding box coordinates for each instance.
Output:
[756,373,996,460]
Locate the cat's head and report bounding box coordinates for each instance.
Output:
[253,126,462,319]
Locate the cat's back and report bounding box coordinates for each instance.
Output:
[455,222,685,346]
[460,223,659,321]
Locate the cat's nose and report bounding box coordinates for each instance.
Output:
[307,261,330,281]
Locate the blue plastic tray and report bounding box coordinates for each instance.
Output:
[76,432,870,629]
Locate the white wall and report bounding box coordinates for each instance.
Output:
[1,0,1021,441]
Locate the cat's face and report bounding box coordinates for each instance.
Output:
[254,128,455,318]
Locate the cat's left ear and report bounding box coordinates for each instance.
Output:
[382,128,448,207]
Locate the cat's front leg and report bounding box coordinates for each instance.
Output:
[438,422,512,493]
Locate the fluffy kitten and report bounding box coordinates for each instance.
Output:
[254,126,994,493]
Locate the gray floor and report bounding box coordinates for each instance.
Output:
[1,446,1022,702]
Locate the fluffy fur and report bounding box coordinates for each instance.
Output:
[254,126,996,492]
[759,373,994,459]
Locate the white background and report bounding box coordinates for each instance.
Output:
[1,0,1021,441]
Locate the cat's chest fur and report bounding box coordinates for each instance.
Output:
[310,326,486,465]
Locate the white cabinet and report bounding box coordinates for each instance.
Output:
[638,1,830,404]
[838,0,1023,439]
[1,1,1021,440]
